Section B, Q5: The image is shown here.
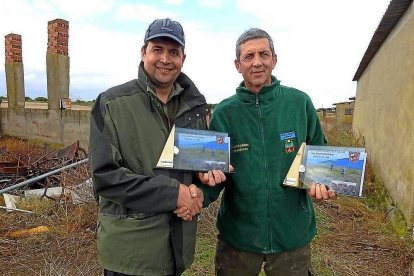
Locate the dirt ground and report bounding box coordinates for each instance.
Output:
[0,131,414,275]
[311,198,414,276]
[1,187,413,275]
[1,196,414,275]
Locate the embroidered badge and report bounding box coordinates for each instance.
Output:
[280,131,296,141]
[284,139,295,153]
[280,131,296,154]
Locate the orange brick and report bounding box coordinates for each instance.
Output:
[5,33,23,63]
[47,19,69,55]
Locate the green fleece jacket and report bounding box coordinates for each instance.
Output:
[89,64,208,275]
[203,76,326,254]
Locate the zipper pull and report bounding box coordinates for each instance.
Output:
[256,95,259,106]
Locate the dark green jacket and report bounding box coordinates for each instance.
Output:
[203,76,326,254]
[89,64,208,275]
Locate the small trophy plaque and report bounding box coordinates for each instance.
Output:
[283,143,367,197]
[156,125,231,172]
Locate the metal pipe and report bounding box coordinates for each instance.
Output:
[0,158,89,195]
[0,205,34,214]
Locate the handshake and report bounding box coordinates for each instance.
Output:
[174,170,227,221]
[174,184,204,221]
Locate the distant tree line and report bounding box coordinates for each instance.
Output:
[22,96,95,105]
[0,95,213,107]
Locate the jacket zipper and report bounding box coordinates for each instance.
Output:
[256,95,271,252]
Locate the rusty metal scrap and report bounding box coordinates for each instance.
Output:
[0,161,29,175]
[0,141,88,194]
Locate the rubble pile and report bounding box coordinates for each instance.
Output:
[0,139,92,209]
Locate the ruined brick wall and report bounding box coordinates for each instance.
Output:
[0,108,91,150]
[4,33,25,109]
[1,19,90,148]
[5,33,22,63]
[46,18,70,110]
[47,19,69,56]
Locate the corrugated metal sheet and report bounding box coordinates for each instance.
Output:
[353,0,413,81]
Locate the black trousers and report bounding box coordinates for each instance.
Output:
[104,269,175,276]
[104,269,131,276]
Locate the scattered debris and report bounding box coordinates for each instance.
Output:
[8,225,49,238]
[0,139,92,213]
[0,140,88,194]
[1,177,94,212]
[3,193,21,210]
[0,205,34,214]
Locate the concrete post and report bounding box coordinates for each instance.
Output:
[5,33,25,109]
[46,19,70,110]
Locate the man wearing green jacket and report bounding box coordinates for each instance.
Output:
[203,28,336,275]
[89,18,225,276]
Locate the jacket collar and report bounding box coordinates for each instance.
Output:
[236,76,281,106]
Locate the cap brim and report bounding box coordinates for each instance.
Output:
[145,33,185,46]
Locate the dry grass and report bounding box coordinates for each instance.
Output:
[0,201,99,275]
[184,201,220,276]
[311,117,414,275]
[1,120,414,276]
[312,198,414,276]
[0,137,98,276]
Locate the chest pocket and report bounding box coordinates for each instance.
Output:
[175,105,208,130]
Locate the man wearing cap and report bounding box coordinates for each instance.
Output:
[89,18,226,276]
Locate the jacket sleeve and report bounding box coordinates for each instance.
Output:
[89,93,180,214]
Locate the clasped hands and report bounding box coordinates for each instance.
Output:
[175,170,227,221]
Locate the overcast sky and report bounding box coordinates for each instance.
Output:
[0,0,391,108]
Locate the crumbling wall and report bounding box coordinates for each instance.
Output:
[0,108,90,150]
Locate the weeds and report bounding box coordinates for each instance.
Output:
[1,120,414,276]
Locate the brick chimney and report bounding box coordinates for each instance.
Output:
[47,19,69,55]
[5,33,25,109]
[5,33,22,63]
[46,19,70,110]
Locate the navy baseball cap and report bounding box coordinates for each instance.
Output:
[144,18,185,46]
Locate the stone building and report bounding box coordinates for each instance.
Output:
[352,0,414,227]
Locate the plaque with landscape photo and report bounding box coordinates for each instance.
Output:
[283,144,367,197]
[156,126,230,172]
